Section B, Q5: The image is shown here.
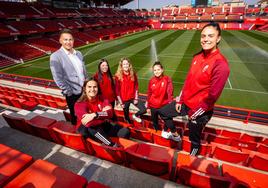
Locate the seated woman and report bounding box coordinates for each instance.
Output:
[75,78,130,147]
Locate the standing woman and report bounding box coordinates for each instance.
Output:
[75,79,130,146]
[147,61,181,141]
[176,22,230,156]
[115,57,146,124]
[94,59,116,107]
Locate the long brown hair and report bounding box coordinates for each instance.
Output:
[77,78,100,102]
[115,57,135,81]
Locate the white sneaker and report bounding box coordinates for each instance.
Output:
[170,133,181,142]
[132,114,142,123]
[161,130,172,139]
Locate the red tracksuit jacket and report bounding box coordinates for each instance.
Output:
[178,49,230,119]
[147,75,173,108]
[75,96,113,128]
[115,73,138,103]
[93,72,116,103]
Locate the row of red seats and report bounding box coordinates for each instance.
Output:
[0,143,109,188]
[1,17,144,38]
[0,24,147,64]
[0,42,45,61]
[0,1,134,19]
[0,85,66,110]
[162,14,243,21]
[115,110,268,170]
[2,113,268,187]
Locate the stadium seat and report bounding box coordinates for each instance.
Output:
[86,137,137,164]
[212,146,249,165]
[4,159,88,188]
[2,113,33,134]
[177,167,231,188]
[182,137,212,156]
[230,138,258,151]
[152,131,180,148]
[125,143,174,179]
[247,155,268,172]
[26,115,57,141]
[240,133,263,142]
[261,138,268,145]
[257,144,268,154]
[176,153,221,175]
[129,126,153,142]
[0,144,33,187]
[221,130,241,139]
[222,163,268,188]
[206,133,231,145]
[87,181,110,188]
[52,121,90,154]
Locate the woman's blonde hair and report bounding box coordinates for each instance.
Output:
[115,57,135,81]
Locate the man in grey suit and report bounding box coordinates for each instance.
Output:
[50,29,88,125]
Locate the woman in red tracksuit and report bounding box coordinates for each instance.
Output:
[176,22,230,155]
[115,57,146,124]
[93,59,116,107]
[75,79,130,146]
[147,61,180,141]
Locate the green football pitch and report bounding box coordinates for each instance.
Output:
[1,30,268,112]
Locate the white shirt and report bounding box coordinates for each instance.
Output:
[62,47,85,86]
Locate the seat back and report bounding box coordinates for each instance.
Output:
[177,167,231,188]
[222,163,268,188]
[2,113,33,134]
[52,121,89,154]
[212,146,249,165]
[86,138,126,164]
[248,155,268,172]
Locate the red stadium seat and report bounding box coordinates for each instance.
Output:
[125,143,174,179]
[176,153,221,176]
[212,146,249,165]
[240,133,263,142]
[261,138,268,145]
[248,155,268,172]
[152,131,180,148]
[177,167,231,188]
[86,137,137,164]
[2,113,33,134]
[26,115,57,141]
[52,121,90,154]
[87,181,110,188]
[258,144,268,154]
[222,163,268,188]
[4,159,87,188]
[230,138,258,151]
[182,137,212,156]
[129,126,152,142]
[206,133,231,145]
[221,130,241,139]
[0,144,33,187]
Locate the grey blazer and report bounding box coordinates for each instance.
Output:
[50,48,88,96]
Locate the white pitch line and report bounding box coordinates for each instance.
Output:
[83,43,102,57]
[228,78,233,89]
[225,87,268,95]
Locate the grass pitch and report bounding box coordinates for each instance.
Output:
[2,30,268,112]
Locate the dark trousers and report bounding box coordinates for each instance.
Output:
[65,93,82,125]
[78,122,130,146]
[123,100,146,122]
[160,101,213,155]
[188,111,213,155]
[150,102,176,132]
